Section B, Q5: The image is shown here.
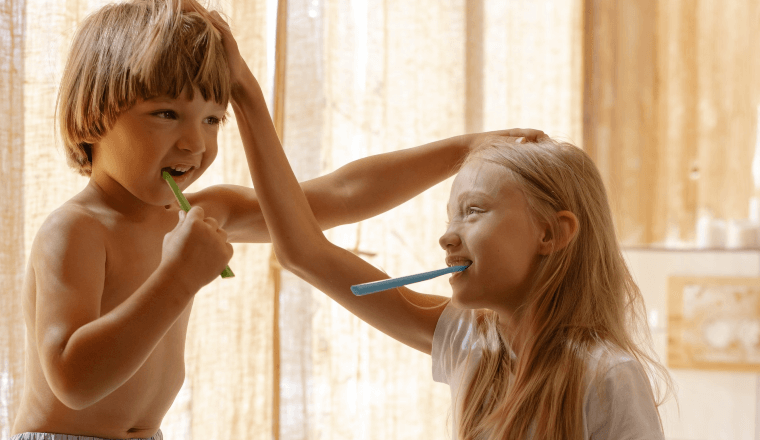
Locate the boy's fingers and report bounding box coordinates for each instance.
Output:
[204,216,220,230]
[186,206,205,220]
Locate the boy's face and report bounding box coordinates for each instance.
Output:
[91,86,227,207]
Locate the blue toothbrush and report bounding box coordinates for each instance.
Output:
[351,265,469,296]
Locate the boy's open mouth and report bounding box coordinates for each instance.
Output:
[161,165,195,177]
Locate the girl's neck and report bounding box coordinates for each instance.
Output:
[495,306,531,358]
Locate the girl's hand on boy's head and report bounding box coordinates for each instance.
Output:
[465,128,548,150]
[177,2,249,89]
[207,11,251,92]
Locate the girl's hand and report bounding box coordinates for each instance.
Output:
[207,10,252,93]
[465,128,548,150]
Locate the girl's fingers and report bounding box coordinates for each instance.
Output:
[209,10,231,34]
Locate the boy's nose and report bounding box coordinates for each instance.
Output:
[177,128,206,154]
[438,225,462,250]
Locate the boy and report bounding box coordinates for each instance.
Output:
[12,0,542,438]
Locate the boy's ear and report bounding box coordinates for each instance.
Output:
[538,210,579,255]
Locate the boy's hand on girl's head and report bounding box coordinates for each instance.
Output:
[160,206,234,293]
[465,128,549,150]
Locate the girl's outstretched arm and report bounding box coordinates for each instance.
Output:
[212,12,543,353]
[212,13,451,353]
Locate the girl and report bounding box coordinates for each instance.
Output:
[222,16,672,440]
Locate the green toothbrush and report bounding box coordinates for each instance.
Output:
[162,171,235,279]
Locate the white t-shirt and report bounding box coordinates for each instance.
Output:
[431,303,664,440]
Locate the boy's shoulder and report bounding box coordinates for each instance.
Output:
[38,199,106,233]
[33,200,108,256]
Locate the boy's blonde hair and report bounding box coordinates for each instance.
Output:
[457,138,673,439]
[56,0,230,176]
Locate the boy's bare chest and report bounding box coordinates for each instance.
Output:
[99,215,176,314]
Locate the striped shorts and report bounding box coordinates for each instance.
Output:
[10,430,163,440]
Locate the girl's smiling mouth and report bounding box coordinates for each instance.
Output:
[446,257,472,283]
[445,257,472,268]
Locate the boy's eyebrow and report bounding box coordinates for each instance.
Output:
[141,96,227,114]
[144,96,176,103]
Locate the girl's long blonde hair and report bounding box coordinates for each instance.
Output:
[56,0,230,176]
[458,137,672,439]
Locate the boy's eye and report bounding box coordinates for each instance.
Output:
[205,116,222,126]
[154,110,177,119]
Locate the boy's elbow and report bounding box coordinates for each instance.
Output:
[57,391,99,411]
[48,372,102,410]
[44,353,104,410]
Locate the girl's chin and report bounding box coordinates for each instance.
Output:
[450,289,484,309]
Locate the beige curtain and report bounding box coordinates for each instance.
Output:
[5,0,759,439]
[584,0,760,246]
[1,0,25,437]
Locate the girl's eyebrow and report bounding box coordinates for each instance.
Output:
[456,190,493,204]
[446,190,493,216]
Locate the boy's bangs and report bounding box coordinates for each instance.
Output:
[128,7,230,106]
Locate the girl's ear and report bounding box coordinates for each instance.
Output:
[538,210,579,255]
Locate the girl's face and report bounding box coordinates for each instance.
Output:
[439,159,546,315]
[90,86,226,209]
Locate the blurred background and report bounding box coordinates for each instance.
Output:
[1,0,759,439]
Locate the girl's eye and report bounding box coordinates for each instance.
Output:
[466,207,481,216]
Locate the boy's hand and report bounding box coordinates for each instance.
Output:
[160,206,234,293]
[464,128,548,150]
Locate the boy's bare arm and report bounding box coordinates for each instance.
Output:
[192,131,544,243]
[33,206,230,410]
[190,137,463,243]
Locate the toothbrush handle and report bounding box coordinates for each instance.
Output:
[162,171,235,279]
[351,265,468,296]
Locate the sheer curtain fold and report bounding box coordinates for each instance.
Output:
[584,0,760,245]
[0,0,26,436]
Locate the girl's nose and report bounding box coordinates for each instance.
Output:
[438,225,462,250]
